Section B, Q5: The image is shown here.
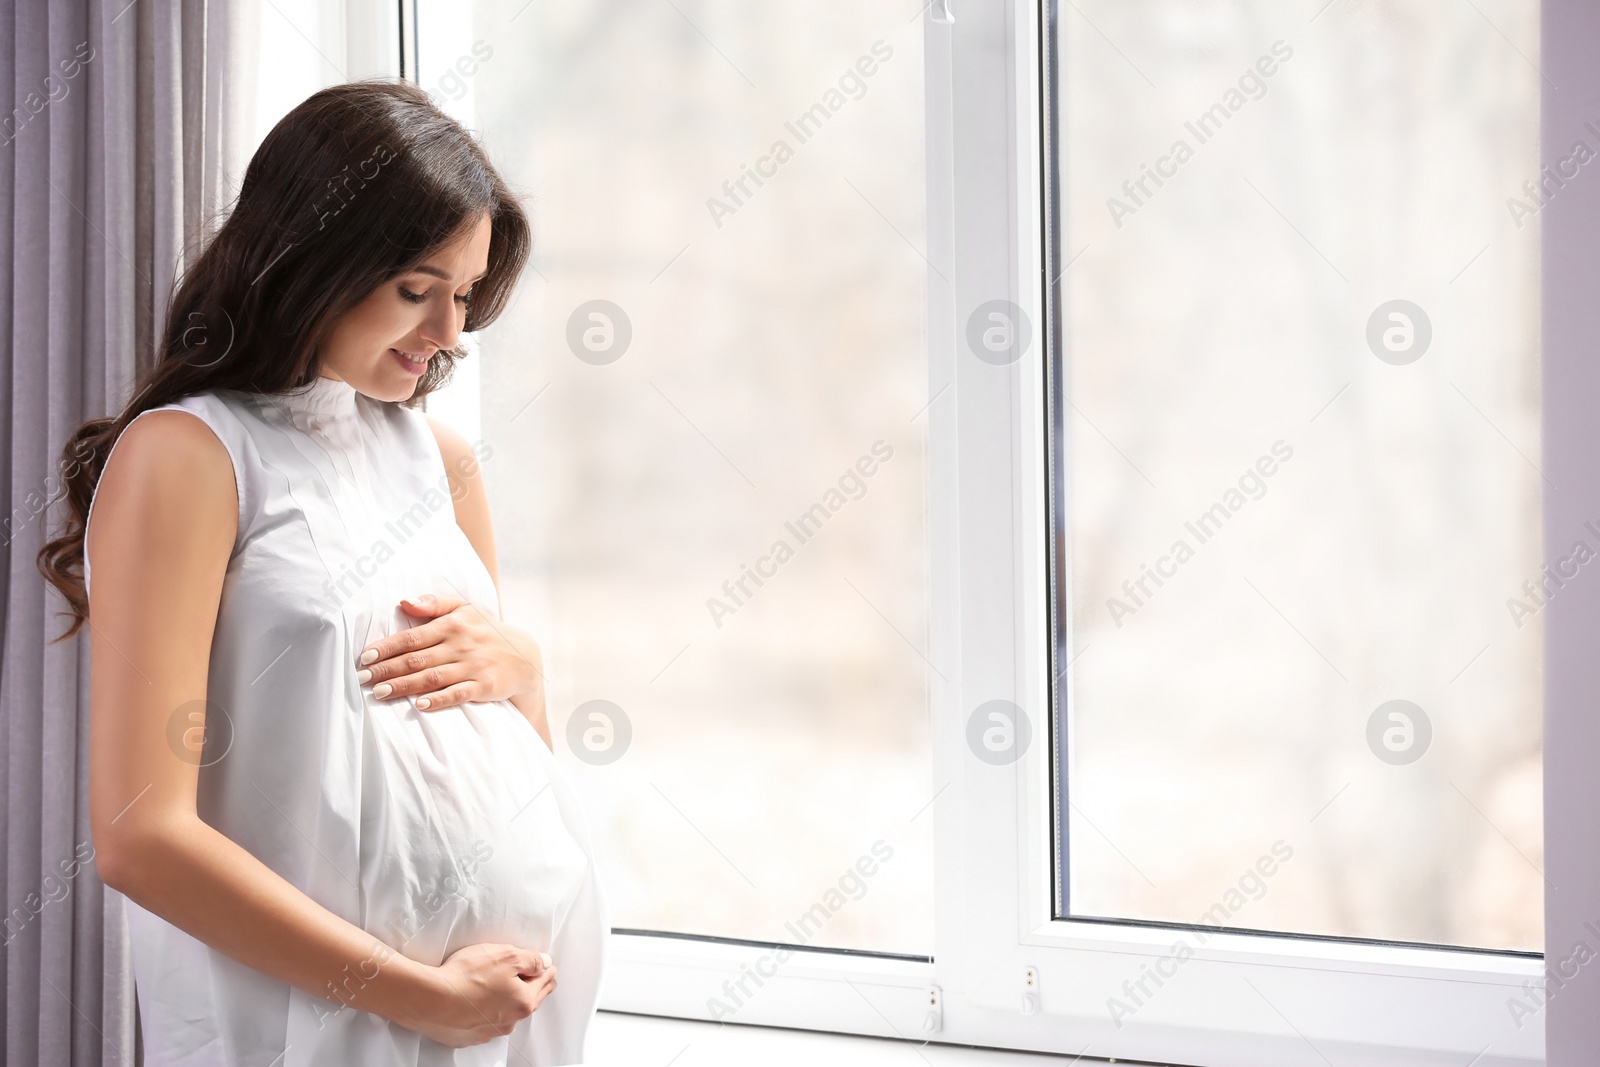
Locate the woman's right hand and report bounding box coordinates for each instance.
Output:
[405,942,558,1048]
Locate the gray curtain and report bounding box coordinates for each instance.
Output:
[0,1,257,1063]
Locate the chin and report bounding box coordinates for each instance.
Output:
[388,381,424,403]
[354,375,413,404]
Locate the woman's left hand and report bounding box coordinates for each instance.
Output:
[357,593,541,711]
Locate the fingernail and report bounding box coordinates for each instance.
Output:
[417,697,430,709]
[374,683,392,698]
[360,649,379,666]
[540,952,552,968]
[356,669,372,684]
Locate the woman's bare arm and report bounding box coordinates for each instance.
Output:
[427,416,552,750]
[87,410,445,1029]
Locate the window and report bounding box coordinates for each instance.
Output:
[405,1,1549,1060]
[1051,0,1543,954]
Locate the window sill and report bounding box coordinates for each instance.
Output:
[588,1010,1093,1065]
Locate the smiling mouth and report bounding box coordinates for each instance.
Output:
[393,348,431,368]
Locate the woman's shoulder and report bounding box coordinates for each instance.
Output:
[113,390,244,466]
[84,404,241,599]
[141,390,257,462]
[144,386,247,426]
[111,401,233,464]
[111,390,262,548]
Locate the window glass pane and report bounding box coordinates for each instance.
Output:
[429,1,933,954]
[1053,0,1541,951]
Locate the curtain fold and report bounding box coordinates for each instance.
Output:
[1,2,258,1063]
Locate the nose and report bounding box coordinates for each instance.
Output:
[418,296,465,354]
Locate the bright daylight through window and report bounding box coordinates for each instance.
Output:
[1051,0,1543,956]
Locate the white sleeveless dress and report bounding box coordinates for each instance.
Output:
[83,375,607,1066]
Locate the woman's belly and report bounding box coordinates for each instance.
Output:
[356,696,590,965]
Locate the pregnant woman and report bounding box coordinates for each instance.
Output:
[37,81,606,1065]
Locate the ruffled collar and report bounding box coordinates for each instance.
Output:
[267,374,362,434]
[281,374,358,416]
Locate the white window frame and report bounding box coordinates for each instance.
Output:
[392,1,1549,1061]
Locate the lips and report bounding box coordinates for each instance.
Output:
[389,347,434,378]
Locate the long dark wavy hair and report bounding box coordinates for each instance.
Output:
[37,79,531,641]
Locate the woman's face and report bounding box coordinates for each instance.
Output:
[319,212,493,401]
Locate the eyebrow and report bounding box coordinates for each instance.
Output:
[410,265,487,283]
